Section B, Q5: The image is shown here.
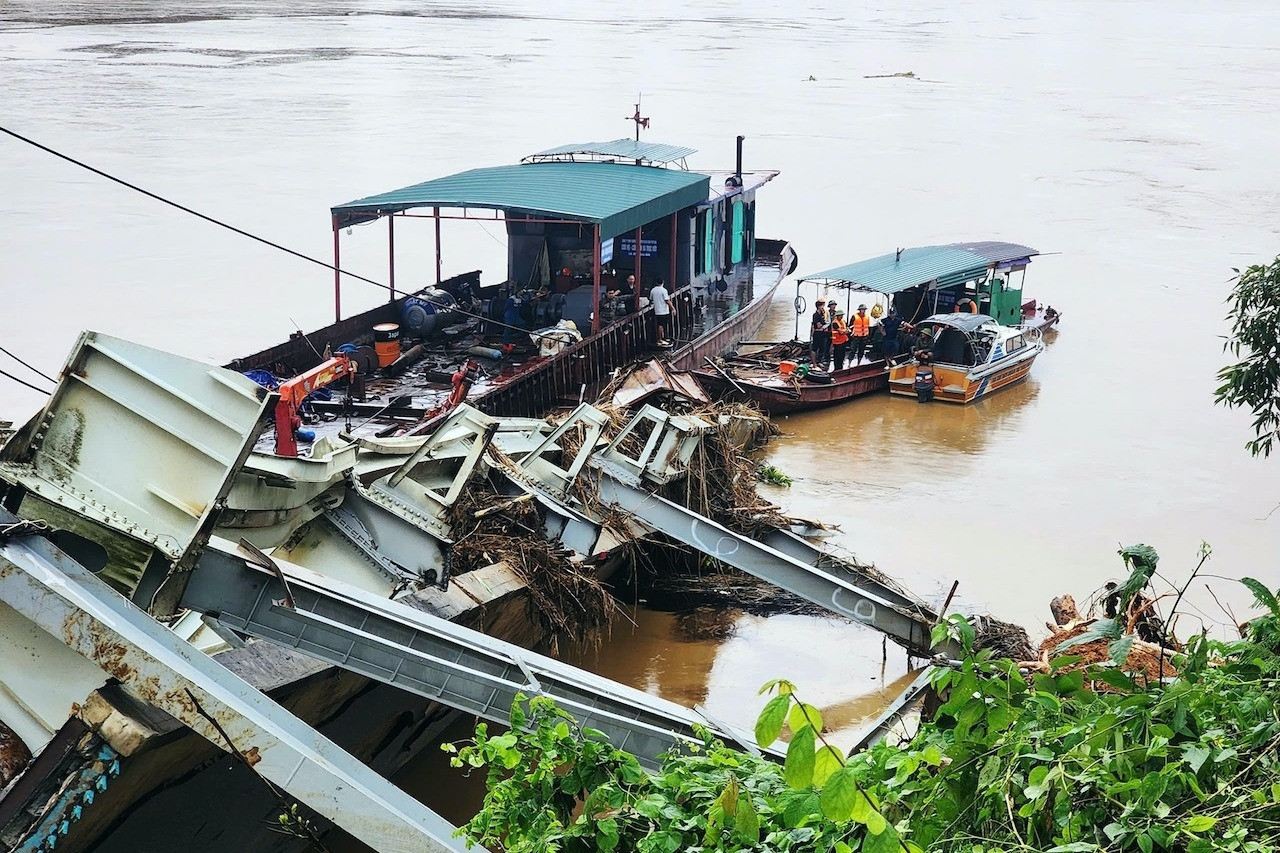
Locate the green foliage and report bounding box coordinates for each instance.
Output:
[451,577,1280,853]
[756,464,794,487]
[1216,256,1280,457]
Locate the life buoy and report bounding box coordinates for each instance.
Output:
[794,295,807,314]
[956,298,977,313]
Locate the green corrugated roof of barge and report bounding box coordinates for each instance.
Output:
[798,244,1029,294]
[332,161,710,237]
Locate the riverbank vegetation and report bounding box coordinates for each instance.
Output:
[446,548,1280,852]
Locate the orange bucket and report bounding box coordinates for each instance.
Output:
[373,323,400,367]
[779,360,797,375]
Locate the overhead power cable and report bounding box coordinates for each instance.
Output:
[0,365,52,395]
[0,343,57,385]
[0,124,581,343]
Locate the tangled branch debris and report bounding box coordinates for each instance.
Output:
[971,615,1035,661]
[448,475,618,651]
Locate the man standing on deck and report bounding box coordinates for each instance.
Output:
[810,298,830,367]
[850,303,873,364]
[650,277,671,346]
[880,308,903,363]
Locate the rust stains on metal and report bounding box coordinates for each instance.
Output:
[0,717,33,787]
[241,745,262,766]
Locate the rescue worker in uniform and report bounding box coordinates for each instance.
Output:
[850,303,873,364]
[829,307,850,370]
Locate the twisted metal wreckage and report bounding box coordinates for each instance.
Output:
[0,331,954,852]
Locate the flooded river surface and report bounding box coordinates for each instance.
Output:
[2,0,1279,840]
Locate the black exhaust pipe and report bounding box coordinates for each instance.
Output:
[735,135,744,184]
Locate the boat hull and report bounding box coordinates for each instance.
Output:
[888,352,1038,404]
[694,361,888,414]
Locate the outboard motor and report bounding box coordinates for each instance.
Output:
[913,363,935,403]
[402,288,459,337]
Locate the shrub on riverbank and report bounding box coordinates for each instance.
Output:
[447,554,1280,853]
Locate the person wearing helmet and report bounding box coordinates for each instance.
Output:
[850,303,873,364]
[809,298,830,367]
[830,307,850,370]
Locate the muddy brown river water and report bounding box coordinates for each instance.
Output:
[2,0,1279,841]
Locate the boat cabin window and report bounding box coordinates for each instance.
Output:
[1005,334,1025,354]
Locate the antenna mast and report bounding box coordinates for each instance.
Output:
[625,96,650,141]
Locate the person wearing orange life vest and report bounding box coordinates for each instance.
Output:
[829,308,850,370]
[850,303,873,364]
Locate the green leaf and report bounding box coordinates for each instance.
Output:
[1047,844,1101,852]
[1183,744,1212,773]
[921,744,943,767]
[1240,577,1280,617]
[788,702,824,735]
[850,788,874,824]
[717,776,739,818]
[639,829,684,853]
[784,724,816,789]
[820,766,858,821]
[813,744,845,786]
[862,821,899,853]
[1187,840,1213,853]
[863,806,888,835]
[1108,634,1135,667]
[596,817,619,853]
[1057,618,1122,651]
[758,678,796,696]
[1185,815,1218,833]
[978,753,1002,789]
[1090,667,1137,691]
[736,795,760,845]
[1137,832,1153,853]
[1054,670,1085,694]
[756,694,790,747]
[1024,765,1051,800]
[1047,654,1083,673]
[1139,772,1168,805]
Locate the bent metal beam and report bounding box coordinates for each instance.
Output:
[0,513,481,853]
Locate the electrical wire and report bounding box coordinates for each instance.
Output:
[0,123,578,344]
[0,365,52,395]
[0,344,57,385]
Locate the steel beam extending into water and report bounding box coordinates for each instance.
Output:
[760,528,938,618]
[0,516,480,853]
[184,543,778,771]
[591,466,955,659]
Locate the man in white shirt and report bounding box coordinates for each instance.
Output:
[650,277,671,346]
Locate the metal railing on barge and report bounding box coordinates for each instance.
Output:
[473,286,698,419]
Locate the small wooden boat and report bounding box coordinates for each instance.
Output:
[887,313,1044,403]
[693,341,888,414]
[694,240,1059,414]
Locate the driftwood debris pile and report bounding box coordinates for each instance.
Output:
[448,475,618,651]
[1025,594,1180,688]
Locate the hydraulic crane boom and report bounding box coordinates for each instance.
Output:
[274,355,354,457]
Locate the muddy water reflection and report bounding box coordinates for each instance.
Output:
[565,608,919,746]
[396,607,925,824]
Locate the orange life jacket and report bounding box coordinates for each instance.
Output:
[830,317,849,345]
[851,312,871,336]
